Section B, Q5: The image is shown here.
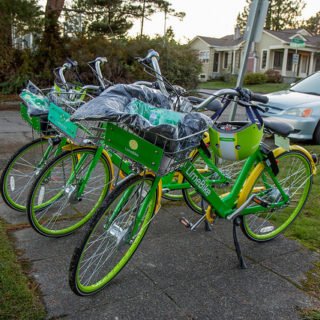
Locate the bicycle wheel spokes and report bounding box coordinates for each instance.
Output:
[1,138,51,211]
[70,174,158,296]
[28,148,112,237]
[242,150,312,241]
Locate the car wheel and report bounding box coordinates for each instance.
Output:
[313,122,320,145]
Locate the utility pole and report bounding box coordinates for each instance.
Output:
[229,0,269,120]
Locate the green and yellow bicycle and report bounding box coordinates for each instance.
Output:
[0,57,111,212]
[68,87,317,296]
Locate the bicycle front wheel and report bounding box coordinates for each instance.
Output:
[0,138,53,211]
[69,174,159,296]
[27,147,112,237]
[241,149,313,242]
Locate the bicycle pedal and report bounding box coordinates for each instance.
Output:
[179,217,192,229]
[252,196,270,208]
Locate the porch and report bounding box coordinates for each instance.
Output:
[262,48,320,79]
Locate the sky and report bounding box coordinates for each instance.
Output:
[128,0,320,43]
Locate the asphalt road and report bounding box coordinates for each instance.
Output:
[0,109,319,319]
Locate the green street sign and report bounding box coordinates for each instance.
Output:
[290,38,305,48]
[291,39,305,43]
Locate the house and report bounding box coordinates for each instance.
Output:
[189,28,320,82]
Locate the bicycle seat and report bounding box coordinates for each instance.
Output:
[263,117,294,137]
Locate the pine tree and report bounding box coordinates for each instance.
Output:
[237,0,306,31]
[0,0,42,48]
[302,11,320,35]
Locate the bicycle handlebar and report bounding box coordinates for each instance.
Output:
[193,88,269,112]
[136,49,169,98]
[66,57,78,67]
[251,93,268,104]
[87,57,110,90]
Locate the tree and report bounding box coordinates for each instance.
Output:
[302,11,320,35]
[137,0,185,38]
[156,1,185,37]
[0,0,42,48]
[43,0,65,43]
[237,0,306,31]
[0,0,42,84]
[71,0,139,37]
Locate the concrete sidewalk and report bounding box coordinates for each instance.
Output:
[0,110,319,319]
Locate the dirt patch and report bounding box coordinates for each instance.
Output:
[0,102,20,111]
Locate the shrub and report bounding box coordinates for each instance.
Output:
[265,69,282,83]
[243,72,267,85]
[0,35,201,93]
[220,72,233,82]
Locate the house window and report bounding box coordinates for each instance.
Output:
[213,53,219,72]
[287,52,293,71]
[199,50,209,64]
[273,51,283,70]
[224,52,229,69]
[261,50,267,69]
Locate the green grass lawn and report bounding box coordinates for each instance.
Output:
[198,80,291,93]
[0,220,46,319]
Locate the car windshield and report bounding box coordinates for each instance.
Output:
[290,72,320,95]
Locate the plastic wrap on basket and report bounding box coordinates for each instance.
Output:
[69,83,174,121]
[19,87,50,117]
[46,90,83,114]
[71,94,212,155]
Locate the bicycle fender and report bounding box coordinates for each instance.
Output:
[138,172,162,214]
[290,145,317,175]
[61,144,114,180]
[272,146,316,175]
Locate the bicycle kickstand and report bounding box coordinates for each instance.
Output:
[233,217,247,269]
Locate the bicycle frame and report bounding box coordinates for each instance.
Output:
[117,144,290,234]
[181,146,289,218]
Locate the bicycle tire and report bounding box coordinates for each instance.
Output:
[161,172,184,201]
[69,174,159,296]
[27,147,112,237]
[0,138,51,211]
[240,149,313,242]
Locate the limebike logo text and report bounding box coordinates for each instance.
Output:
[185,166,211,197]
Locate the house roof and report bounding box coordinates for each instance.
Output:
[196,29,320,49]
[265,29,320,47]
[197,34,244,47]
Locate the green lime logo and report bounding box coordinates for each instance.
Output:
[129,140,138,150]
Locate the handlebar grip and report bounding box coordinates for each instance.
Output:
[251,93,268,104]
[62,62,72,70]
[96,57,108,64]
[137,49,160,64]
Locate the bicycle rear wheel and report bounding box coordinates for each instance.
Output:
[241,149,313,242]
[0,138,53,211]
[27,147,112,237]
[69,174,159,296]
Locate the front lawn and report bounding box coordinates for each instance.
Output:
[0,220,46,319]
[198,80,291,93]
